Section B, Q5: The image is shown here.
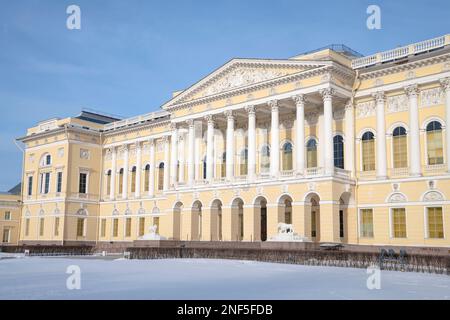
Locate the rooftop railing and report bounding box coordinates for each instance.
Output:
[352,35,449,69]
[103,110,170,131]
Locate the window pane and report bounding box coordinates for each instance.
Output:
[113,218,119,237]
[427,130,444,165]
[101,219,106,237]
[77,218,84,237]
[392,208,407,238]
[139,217,145,237]
[362,140,375,171]
[126,218,132,237]
[428,207,444,239]
[360,209,374,237]
[79,173,87,194]
[393,135,408,168]
[282,143,293,171]
[334,136,344,169]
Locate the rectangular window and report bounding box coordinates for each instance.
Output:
[25,219,30,237]
[79,173,87,194]
[125,218,132,237]
[39,218,45,237]
[54,217,60,236]
[392,208,407,238]
[360,209,374,238]
[339,210,344,238]
[76,218,85,237]
[393,136,408,168]
[139,217,145,237]
[27,176,33,196]
[427,207,444,239]
[56,172,63,193]
[44,172,50,194]
[2,228,10,243]
[101,219,106,238]
[4,211,11,220]
[113,218,119,237]
[311,211,316,238]
[362,140,375,171]
[153,217,160,234]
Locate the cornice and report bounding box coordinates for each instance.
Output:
[103,118,171,138]
[358,52,450,80]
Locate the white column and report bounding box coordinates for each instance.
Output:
[320,88,334,175]
[344,100,355,176]
[110,147,117,200]
[170,123,178,186]
[205,115,215,182]
[122,145,129,199]
[246,105,256,181]
[373,91,387,179]
[163,136,170,191]
[135,142,142,198]
[186,120,195,185]
[148,139,155,197]
[225,110,235,181]
[441,78,450,172]
[405,85,421,176]
[179,133,185,184]
[269,100,280,177]
[194,121,201,181]
[293,95,305,175]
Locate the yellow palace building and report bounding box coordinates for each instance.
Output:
[16,35,450,249]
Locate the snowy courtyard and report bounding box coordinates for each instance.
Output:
[0,255,449,300]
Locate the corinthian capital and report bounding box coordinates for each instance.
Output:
[224,110,234,120]
[268,100,278,111]
[372,91,386,104]
[244,105,256,115]
[319,88,335,101]
[204,114,215,125]
[404,84,420,97]
[440,77,450,92]
[170,122,177,131]
[186,119,194,127]
[292,94,307,106]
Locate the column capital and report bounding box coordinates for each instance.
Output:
[121,144,129,152]
[148,138,155,145]
[162,135,170,143]
[186,119,194,127]
[244,105,256,115]
[319,88,335,101]
[292,94,307,106]
[268,100,278,111]
[223,109,233,119]
[344,99,353,111]
[440,77,450,92]
[204,114,215,124]
[372,91,386,103]
[135,141,142,150]
[170,122,177,131]
[405,84,420,97]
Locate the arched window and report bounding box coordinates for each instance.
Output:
[131,166,137,193]
[144,164,150,192]
[333,135,344,169]
[240,149,248,176]
[221,152,226,178]
[362,132,375,171]
[40,153,52,167]
[282,142,293,171]
[392,127,407,168]
[118,168,124,194]
[106,170,112,195]
[202,156,207,180]
[158,163,164,191]
[426,121,444,165]
[260,145,270,173]
[306,139,317,168]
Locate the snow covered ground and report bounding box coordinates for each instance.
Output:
[0,257,449,300]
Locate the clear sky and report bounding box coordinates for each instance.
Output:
[0,0,449,190]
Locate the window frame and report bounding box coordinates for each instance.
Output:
[391,126,408,169]
[425,121,444,166]
[359,208,374,238]
[389,207,407,238]
[424,206,445,239]
[333,135,345,169]
[361,131,376,172]
[78,171,88,194]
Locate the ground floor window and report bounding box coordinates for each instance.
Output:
[139,217,145,237]
[54,217,60,236]
[2,228,10,243]
[339,210,344,238]
[76,218,85,237]
[39,218,45,237]
[153,217,160,233]
[113,218,119,237]
[101,219,106,238]
[427,207,444,239]
[25,219,30,237]
[360,209,374,238]
[311,211,316,238]
[125,218,132,237]
[391,208,407,238]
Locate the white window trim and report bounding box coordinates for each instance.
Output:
[423,206,446,240]
[389,126,410,170]
[78,169,90,195]
[423,119,446,166]
[389,207,408,239]
[358,208,374,238]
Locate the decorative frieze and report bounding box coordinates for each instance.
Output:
[356,100,376,119]
[80,149,90,160]
[420,87,444,107]
[387,94,408,114]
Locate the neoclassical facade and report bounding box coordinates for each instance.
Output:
[17,35,450,248]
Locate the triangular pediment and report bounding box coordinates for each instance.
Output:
[162,59,330,109]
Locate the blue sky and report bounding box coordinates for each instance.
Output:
[0,0,449,190]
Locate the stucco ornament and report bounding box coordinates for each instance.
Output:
[421,87,444,107]
[387,95,408,114]
[356,101,376,119]
[423,191,444,202]
[387,193,407,203]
